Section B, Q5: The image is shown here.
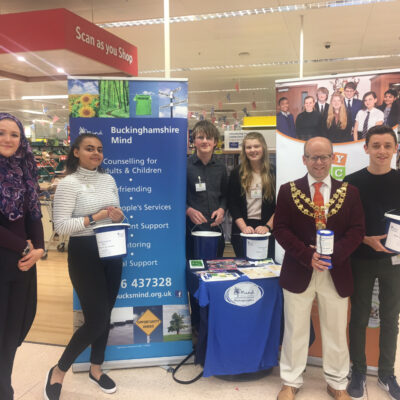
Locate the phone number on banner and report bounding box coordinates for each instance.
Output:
[120,277,172,289]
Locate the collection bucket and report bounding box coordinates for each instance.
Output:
[384,210,400,253]
[93,223,130,259]
[240,232,271,261]
[192,230,222,260]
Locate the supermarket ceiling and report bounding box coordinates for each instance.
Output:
[1,0,400,129]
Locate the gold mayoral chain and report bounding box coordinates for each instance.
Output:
[290,181,348,229]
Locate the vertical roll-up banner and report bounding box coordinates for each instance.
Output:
[68,77,192,370]
[275,69,400,373]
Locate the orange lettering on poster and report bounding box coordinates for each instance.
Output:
[333,152,347,166]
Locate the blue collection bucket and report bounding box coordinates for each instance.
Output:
[93,223,130,259]
[240,232,271,261]
[192,230,222,260]
[384,210,400,253]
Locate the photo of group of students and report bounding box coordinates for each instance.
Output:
[277,81,400,143]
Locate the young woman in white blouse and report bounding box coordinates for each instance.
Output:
[44,133,124,400]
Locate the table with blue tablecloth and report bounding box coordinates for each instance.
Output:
[187,270,283,377]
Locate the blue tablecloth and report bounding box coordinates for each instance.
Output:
[188,272,282,377]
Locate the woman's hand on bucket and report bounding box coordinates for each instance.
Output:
[255,225,269,234]
[107,207,124,222]
[241,226,255,234]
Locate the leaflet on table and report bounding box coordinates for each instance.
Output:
[206,258,239,270]
[196,271,241,282]
[238,266,281,279]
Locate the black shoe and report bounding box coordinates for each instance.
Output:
[89,371,117,394]
[44,366,62,400]
[347,370,366,399]
[378,375,400,400]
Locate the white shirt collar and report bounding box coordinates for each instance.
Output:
[307,173,331,191]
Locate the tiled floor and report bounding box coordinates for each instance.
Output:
[13,341,399,399]
[12,249,400,399]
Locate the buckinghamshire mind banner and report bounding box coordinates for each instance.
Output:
[68,77,192,369]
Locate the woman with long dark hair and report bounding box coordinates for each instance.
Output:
[377,89,400,129]
[44,133,124,400]
[228,132,275,258]
[0,113,44,400]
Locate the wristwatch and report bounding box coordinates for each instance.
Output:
[265,224,273,233]
[88,214,96,226]
[22,242,30,256]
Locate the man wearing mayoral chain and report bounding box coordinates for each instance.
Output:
[274,137,365,400]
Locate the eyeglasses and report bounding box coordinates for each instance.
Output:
[304,154,332,163]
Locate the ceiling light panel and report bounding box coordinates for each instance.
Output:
[98,0,393,28]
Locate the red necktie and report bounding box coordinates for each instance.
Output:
[313,182,326,227]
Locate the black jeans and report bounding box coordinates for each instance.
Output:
[0,254,36,400]
[349,256,400,378]
[58,236,122,371]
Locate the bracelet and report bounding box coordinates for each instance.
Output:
[22,242,30,256]
[265,224,273,232]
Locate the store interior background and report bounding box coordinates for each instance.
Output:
[3,1,400,399]
[2,0,400,133]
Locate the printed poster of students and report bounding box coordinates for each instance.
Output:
[274,70,400,199]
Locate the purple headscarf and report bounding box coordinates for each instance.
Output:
[0,113,41,221]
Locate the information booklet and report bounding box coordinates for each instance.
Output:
[206,259,238,271]
[238,266,281,279]
[237,258,282,279]
[197,271,241,282]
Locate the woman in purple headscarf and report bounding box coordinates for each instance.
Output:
[0,113,44,400]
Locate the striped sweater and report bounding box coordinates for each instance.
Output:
[53,167,120,237]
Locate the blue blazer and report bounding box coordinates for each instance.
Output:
[347,98,363,126]
[277,112,296,138]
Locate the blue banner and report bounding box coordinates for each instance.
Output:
[68,77,192,368]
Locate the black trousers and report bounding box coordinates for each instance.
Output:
[0,250,37,400]
[349,256,400,378]
[58,236,122,371]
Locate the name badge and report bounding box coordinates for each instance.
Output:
[392,254,400,266]
[81,183,95,192]
[195,182,206,192]
[250,188,262,199]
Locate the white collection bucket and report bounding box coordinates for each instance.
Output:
[93,223,131,259]
[191,230,222,260]
[384,210,400,253]
[240,232,271,261]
